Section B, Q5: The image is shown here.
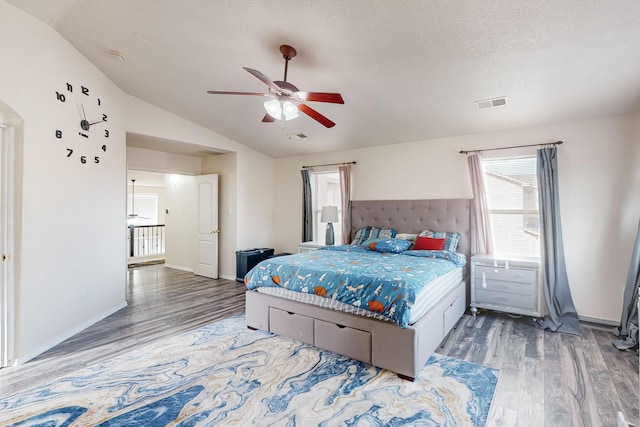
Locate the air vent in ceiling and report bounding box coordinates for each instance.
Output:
[288,133,307,139]
[475,96,508,110]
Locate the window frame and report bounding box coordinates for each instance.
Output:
[482,155,541,257]
[311,170,343,244]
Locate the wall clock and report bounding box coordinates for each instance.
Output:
[54,82,109,164]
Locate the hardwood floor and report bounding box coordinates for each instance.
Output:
[0,264,246,396]
[440,311,639,426]
[1,264,638,426]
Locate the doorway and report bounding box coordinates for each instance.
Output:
[127,171,168,266]
[0,117,16,368]
[126,170,219,278]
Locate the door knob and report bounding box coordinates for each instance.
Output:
[211,229,220,234]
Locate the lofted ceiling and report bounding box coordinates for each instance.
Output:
[8,0,640,158]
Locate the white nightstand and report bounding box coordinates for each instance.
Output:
[470,254,543,318]
[298,241,326,253]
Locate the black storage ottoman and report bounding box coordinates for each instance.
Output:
[235,248,274,282]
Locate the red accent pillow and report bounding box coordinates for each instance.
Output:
[413,236,445,250]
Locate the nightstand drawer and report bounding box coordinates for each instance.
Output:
[470,255,542,317]
[475,265,536,284]
[474,275,535,296]
[474,289,536,310]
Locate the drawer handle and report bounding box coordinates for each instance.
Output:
[336,324,347,329]
[495,297,510,302]
[482,272,487,288]
[287,311,295,315]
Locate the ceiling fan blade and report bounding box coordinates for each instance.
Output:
[206,90,271,97]
[262,113,275,123]
[243,67,283,94]
[296,92,344,104]
[298,104,336,128]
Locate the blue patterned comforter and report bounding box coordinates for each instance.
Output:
[244,245,466,328]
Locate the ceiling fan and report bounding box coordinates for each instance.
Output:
[128,179,149,221]
[207,45,344,128]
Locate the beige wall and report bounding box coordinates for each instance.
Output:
[1,2,127,362]
[274,113,640,323]
[125,95,276,277]
[126,146,202,176]
[1,2,275,363]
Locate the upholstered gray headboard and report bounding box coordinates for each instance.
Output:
[350,199,472,261]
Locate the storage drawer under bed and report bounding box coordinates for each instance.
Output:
[314,319,372,364]
[269,307,314,345]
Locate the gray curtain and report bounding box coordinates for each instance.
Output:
[467,153,494,254]
[301,169,313,242]
[535,147,581,335]
[339,165,351,244]
[612,219,640,350]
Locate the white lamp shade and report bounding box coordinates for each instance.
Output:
[282,100,299,120]
[264,99,282,120]
[264,99,299,121]
[320,206,338,223]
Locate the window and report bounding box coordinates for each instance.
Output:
[483,156,540,257]
[312,171,343,243]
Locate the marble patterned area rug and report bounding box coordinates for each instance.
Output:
[0,315,499,426]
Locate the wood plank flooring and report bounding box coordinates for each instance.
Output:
[440,311,639,426]
[1,264,638,426]
[0,265,247,396]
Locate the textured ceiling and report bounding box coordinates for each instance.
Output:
[8,0,640,158]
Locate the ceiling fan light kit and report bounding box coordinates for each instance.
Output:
[207,44,344,128]
[264,99,299,121]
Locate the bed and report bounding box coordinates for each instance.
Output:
[245,199,472,381]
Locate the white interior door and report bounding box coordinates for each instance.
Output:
[0,123,15,368]
[193,174,219,278]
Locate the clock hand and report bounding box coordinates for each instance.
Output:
[78,104,91,131]
[88,118,106,126]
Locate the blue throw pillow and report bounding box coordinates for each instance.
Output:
[370,238,412,254]
[351,226,372,245]
[351,226,397,245]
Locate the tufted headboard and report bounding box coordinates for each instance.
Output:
[350,199,472,263]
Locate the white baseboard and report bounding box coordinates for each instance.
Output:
[578,314,619,327]
[163,263,193,273]
[153,264,234,281]
[14,301,128,365]
[128,254,164,264]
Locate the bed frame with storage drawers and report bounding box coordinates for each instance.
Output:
[245,199,472,381]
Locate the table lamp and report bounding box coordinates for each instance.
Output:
[320,206,338,245]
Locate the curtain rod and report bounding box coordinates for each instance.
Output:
[302,161,356,169]
[459,140,563,155]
